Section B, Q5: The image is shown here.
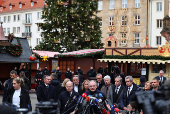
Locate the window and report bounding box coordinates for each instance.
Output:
[134,33,139,44]
[169,2,170,11]
[13,27,16,34]
[20,4,22,8]
[36,38,40,45]
[108,41,112,47]
[37,12,42,19]
[37,26,41,32]
[0,17,1,21]
[121,16,127,26]
[98,1,102,10]
[17,27,20,33]
[3,28,6,34]
[4,16,6,22]
[7,28,10,34]
[31,2,34,6]
[8,16,11,22]
[109,0,114,9]
[27,39,31,46]
[25,26,31,33]
[157,19,162,28]
[156,36,161,45]
[157,2,162,11]
[10,5,12,10]
[13,15,16,21]
[122,0,127,8]
[1,7,2,11]
[18,15,20,21]
[25,13,32,23]
[134,15,140,25]
[109,16,114,26]
[121,33,126,44]
[109,34,113,36]
[135,0,140,8]
[152,64,166,73]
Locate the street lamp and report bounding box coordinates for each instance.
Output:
[160,0,170,41]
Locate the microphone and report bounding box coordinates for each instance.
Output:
[65,95,78,108]
[74,93,87,111]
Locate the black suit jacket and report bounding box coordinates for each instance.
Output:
[97,80,105,91]
[155,76,167,86]
[112,84,125,103]
[36,84,57,102]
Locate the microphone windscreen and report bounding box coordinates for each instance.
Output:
[99,93,103,97]
[95,99,99,103]
[73,96,78,101]
[115,108,119,112]
[82,93,87,98]
[86,96,90,101]
[111,105,114,110]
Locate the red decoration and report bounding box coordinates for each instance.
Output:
[30,55,36,61]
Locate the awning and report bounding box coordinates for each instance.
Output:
[97,59,170,64]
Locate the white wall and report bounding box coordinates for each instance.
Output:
[150,0,170,47]
[0,8,43,48]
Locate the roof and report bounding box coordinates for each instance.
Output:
[33,50,60,58]
[0,38,38,63]
[106,36,117,41]
[0,0,44,14]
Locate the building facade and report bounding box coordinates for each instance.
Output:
[97,0,149,48]
[149,0,170,47]
[0,0,44,48]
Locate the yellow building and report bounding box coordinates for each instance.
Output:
[97,0,149,48]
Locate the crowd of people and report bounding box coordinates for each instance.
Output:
[1,64,168,114]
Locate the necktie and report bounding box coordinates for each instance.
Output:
[46,85,49,91]
[127,87,130,97]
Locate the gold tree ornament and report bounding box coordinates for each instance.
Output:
[41,55,49,61]
[85,37,90,41]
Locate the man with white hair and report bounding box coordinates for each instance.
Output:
[101,75,112,98]
[96,73,105,90]
[58,81,79,114]
[120,76,139,111]
[154,70,167,86]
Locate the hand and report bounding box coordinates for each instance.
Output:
[40,79,41,81]
[106,104,111,111]
[123,107,128,111]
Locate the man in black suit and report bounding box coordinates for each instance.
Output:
[75,66,83,75]
[96,73,105,91]
[36,75,57,102]
[86,66,96,77]
[72,75,83,95]
[107,76,124,108]
[58,81,79,114]
[56,67,62,82]
[154,70,167,86]
[120,76,139,111]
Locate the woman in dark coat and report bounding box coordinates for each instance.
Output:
[58,78,70,95]
[81,79,90,93]
[6,78,32,110]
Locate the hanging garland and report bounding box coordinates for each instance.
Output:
[6,37,23,56]
[102,55,170,60]
[54,50,104,58]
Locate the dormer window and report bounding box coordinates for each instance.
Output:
[31,2,34,6]
[10,5,12,9]
[19,4,22,8]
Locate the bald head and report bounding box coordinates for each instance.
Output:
[66,81,73,92]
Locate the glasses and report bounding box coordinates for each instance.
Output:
[89,85,96,88]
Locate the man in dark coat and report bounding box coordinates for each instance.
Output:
[104,65,109,75]
[50,74,61,100]
[6,78,32,110]
[78,73,84,84]
[42,66,50,75]
[86,66,96,78]
[72,75,83,95]
[107,76,125,108]
[97,65,103,74]
[85,80,106,114]
[36,75,57,102]
[58,81,79,114]
[75,66,83,75]
[19,65,29,78]
[120,76,139,111]
[55,67,62,82]
[35,67,44,87]
[20,71,30,90]
[3,70,17,102]
[96,73,105,91]
[65,68,72,80]
[154,70,167,86]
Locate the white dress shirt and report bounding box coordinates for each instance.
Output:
[12,88,21,108]
[127,84,133,97]
[74,85,78,92]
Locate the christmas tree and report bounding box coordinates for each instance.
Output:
[34,0,103,52]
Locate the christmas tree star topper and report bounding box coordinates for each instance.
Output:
[41,55,49,61]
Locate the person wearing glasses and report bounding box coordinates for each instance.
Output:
[96,73,105,91]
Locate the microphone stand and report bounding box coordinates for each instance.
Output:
[63,104,77,114]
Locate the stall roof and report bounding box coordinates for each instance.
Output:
[33,50,60,58]
[0,38,38,63]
